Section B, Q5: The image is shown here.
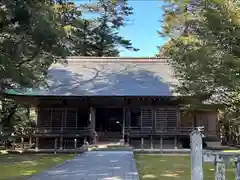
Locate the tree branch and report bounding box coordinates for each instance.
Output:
[15,46,41,68]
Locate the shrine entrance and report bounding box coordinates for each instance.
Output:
[95,108,123,132]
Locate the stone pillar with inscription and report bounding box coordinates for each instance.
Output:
[236,156,240,180]
[190,128,203,180]
[215,155,225,180]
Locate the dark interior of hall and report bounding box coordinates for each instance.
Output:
[130,107,141,127]
[95,108,123,132]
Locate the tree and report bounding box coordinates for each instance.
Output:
[0,0,79,134]
[160,0,240,101]
[0,0,138,135]
[159,0,240,144]
[0,0,72,93]
[72,0,138,56]
[0,99,36,136]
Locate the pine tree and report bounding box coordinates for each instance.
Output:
[73,0,138,56]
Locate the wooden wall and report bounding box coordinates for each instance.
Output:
[37,107,89,129]
[180,110,218,137]
[35,98,218,137]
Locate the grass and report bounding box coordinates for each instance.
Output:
[135,154,236,180]
[0,153,75,180]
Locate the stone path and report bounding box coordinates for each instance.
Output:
[28,151,139,180]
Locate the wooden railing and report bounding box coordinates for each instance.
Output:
[126,126,216,136]
[33,127,93,136]
[31,126,216,137]
[95,131,122,138]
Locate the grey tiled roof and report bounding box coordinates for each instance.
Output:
[7,57,179,96]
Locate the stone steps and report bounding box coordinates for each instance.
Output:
[85,142,132,151]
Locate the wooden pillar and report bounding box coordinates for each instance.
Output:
[60,137,63,150]
[140,108,142,130]
[61,108,65,131]
[36,106,40,128]
[160,137,163,153]
[174,136,177,149]
[74,138,77,153]
[35,137,39,150]
[122,108,125,140]
[141,137,144,150]
[89,107,96,130]
[21,137,24,149]
[50,109,53,130]
[177,107,181,134]
[94,132,97,144]
[151,135,153,149]
[125,107,128,129]
[29,136,32,145]
[153,107,156,130]
[0,123,2,134]
[76,110,78,129]
[54,137,57,154]
[128,107,131,129]
[193,111,197,127]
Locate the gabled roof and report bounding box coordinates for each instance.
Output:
[6,57,179,96]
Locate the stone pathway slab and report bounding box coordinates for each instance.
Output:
[28,151,139,180]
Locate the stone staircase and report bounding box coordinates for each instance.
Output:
[84,139,133,151]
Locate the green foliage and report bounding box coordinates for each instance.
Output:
[0,99,36,135]
[0,0,136,133]
[0,0,137,91]
[73,0,138,56]
[0,0,70,91]
[160,0,240,102]
[0,0,74,134]
[159,0,240,144]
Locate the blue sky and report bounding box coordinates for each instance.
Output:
[119,0,166,57]
[77,0,166,57]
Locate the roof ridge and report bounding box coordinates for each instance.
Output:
[65,56,169,63]
[66,56,168,59]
